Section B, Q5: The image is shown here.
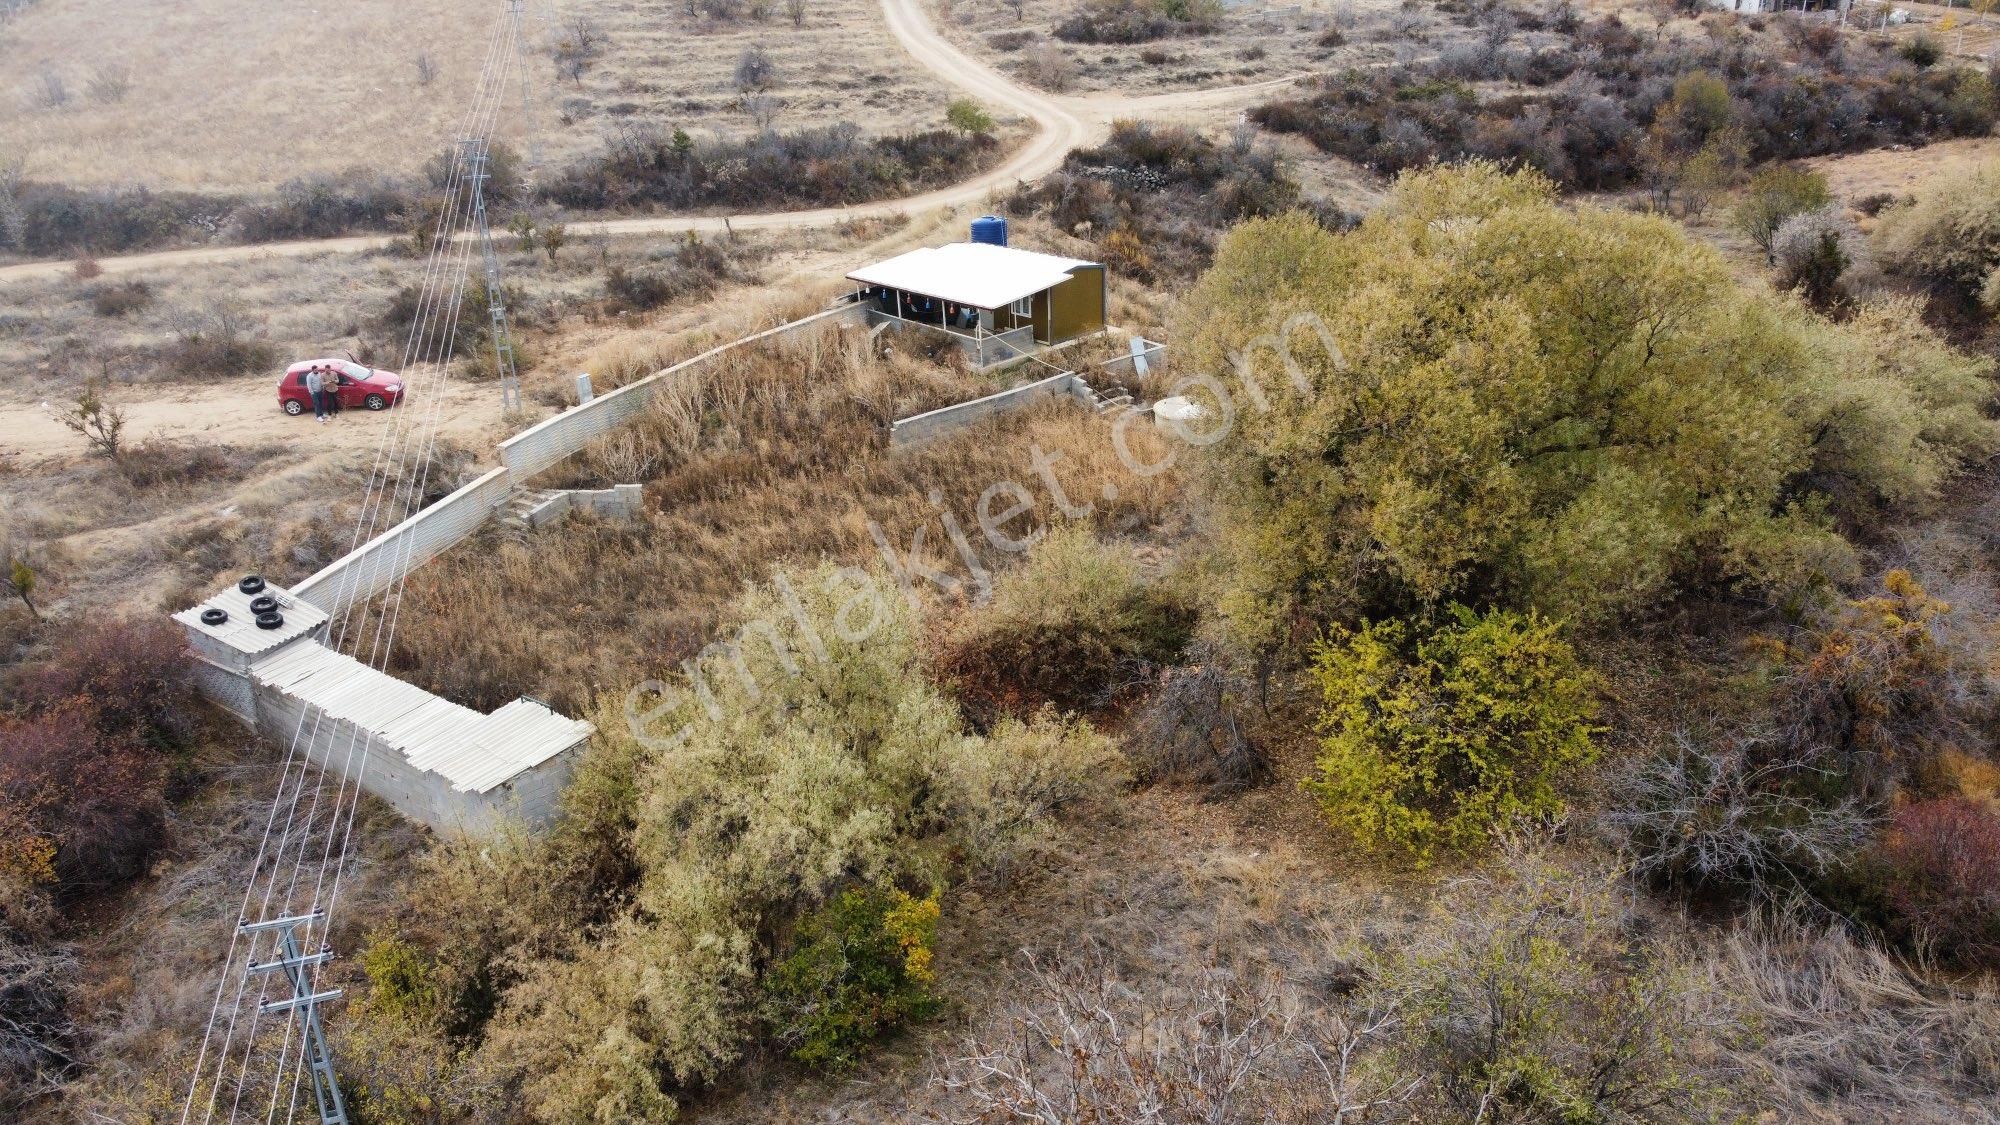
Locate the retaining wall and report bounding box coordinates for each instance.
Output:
[500,302,868,480]
[290,466,514,617]
[889,371,1093,448]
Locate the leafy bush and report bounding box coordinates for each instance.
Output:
[482,566,1122,1119]
[1054,0,1180,43]
[1376,858,1729,1122]
[761,888,940,1069]
[933,526,1192,725]
[6,182,235,257]
[227,172,413,243]
[1305,606,1599,862]
[1175,168,1997,645]
[1735,164,1832,260]
[1870,797,2000,967]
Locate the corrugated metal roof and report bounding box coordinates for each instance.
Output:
[846,243,1097,310]
[173,582,330,658]
[250,642,591,794]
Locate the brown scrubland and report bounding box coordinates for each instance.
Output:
[6,0,2000,1121]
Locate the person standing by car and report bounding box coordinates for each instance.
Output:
[305,366,331,423]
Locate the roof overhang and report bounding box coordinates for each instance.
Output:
[846,242,1099,310]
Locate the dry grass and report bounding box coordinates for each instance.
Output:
[388,322,1186,712]
[0,0,971,193]
[0,0,510,192]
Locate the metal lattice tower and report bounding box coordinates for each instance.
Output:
[464,136,522,411]
[242,911,348,1125]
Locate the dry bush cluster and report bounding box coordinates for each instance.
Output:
[1252,8,1997,193]
[544,123,1000,213]
[1007,120,1315,283]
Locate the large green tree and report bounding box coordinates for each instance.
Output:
[1174,163,1995,651]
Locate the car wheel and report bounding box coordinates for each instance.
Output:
[365,393,388,410]
[284,399,304,415]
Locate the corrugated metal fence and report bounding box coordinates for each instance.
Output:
[292,302,868,615]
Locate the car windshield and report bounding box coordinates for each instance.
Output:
[342,362,371,380]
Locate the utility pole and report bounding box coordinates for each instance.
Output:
[464,136,522,411]
[242,910,348,1125]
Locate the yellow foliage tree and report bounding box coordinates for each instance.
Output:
[1174,163,1997,652]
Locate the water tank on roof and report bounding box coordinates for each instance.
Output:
[970,215,1009,247]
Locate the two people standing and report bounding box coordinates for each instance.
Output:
[304,366,335,423]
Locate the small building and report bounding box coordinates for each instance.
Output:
[175,577,591,834]
[847,238,1106,368]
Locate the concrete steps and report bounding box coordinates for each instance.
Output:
[497,488,567,540]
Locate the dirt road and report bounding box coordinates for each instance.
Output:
[0,0,1298,287]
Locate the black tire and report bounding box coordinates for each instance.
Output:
[284,399,305,416]
[365,393,388,411]
[201,607,230,626]
[255,611,286,631]
[249,595,279,615]
[238,575,266,595]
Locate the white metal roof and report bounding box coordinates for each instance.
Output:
[846,242,1098,310]
[173,582,330,658]
[250,641,592,794]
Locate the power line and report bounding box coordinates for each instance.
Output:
[179,9,525,1122]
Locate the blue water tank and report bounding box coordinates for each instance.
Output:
[970,215,1009,247]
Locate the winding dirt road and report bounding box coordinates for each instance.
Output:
[0,0,1299,286]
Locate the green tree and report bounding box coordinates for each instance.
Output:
[945,96,995,137]
[761,888,941,1069]
[1735,164,1833,261]
[1173,164,1997,650]
[3,542,38,620]
[1304,606,1600,862]
[1875,159,2000,309]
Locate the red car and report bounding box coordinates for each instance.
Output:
[278,359,406,416]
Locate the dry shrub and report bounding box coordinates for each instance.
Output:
[1123,645,1266,795]
[1763,569,1995,805]
[88,280,151,317]
[1374,854,1736,1123]
[0,906,79,1116]
[1603,730,1874,903]
[1871,798,2000,967]
[932,525,1194,728]
[0,710,163,895]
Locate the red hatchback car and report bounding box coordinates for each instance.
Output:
[278,360,406,416]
